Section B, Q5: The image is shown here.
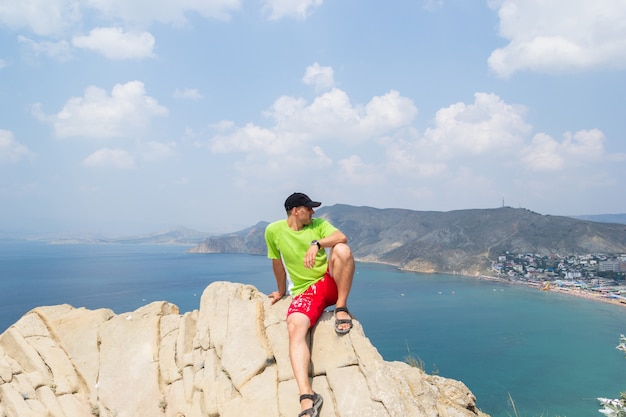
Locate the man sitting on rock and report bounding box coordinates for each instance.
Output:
[266,192,355,417]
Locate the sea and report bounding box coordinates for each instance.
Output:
[0,240,624,417]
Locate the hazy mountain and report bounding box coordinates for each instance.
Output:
[188,222,269,254]
[190,205,626,275]
[570,213,626,225]
[47,226,214,246]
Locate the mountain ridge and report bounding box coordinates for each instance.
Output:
[190,205,626,275]
[0,226,215,246]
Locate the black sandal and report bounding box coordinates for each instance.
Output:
[334,307,353,334]
[297,392,323,417]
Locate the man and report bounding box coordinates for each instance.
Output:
[265,192,355,417]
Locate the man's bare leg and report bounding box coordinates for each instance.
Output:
[287,312,315,413]
[329,243,355,331]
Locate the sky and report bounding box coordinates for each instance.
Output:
[1,0,625,236]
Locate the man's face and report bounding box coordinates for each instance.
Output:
[295,206,314,224]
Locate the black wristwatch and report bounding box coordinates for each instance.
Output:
[311,240,321,250]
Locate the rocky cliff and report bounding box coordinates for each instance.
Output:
[0,282,487,417]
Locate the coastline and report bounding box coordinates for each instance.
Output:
[356,257,626,309]
[476,274,626,308]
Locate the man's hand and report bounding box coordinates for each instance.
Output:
[269,291,284,305]
[304,245,318,269]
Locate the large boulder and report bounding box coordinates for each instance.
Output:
[0,282,489,417]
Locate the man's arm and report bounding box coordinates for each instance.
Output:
[318,229,347,248]
[304,229,348,268]
[269,258,287,304]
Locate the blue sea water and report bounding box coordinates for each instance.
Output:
[0,240,624,417]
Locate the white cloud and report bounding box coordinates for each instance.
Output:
[421,92,531,158]
[72,27,155,60]
[203,82,420,189]
[423,0,444,11]
[360,91,418,135]
[262,0,323,20]
[561,129,605,159]
[0,129,34,163]
[386,140,447,177]
[139,141,177,161]
[209,87,417,159]
[82,148,135,169]
[0,0,241,37]
[204,72,621,208]
[520,133,563,171]
[338,155,384,185]
[206,72,577,190]
[302,62,335,92]
[210,123,284,154]
[35,81,167,139]
[85,0,241,26]
[80,140,175,170]
[0,0,81,36]
[381,91,534,181]
[488,0,626,77]
[18,36,73,61]
[0,58,8,69]
[173,88,203,100]
[267,88,416,140]
[522,129,606,172]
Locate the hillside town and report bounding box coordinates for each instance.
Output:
[490,252,626,305]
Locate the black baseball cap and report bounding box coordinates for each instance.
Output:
[284,192,321,211]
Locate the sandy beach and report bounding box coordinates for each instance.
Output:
[548,285,626,307]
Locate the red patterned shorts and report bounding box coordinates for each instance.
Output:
[287,271,338,328]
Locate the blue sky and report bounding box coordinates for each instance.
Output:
[1,0,625,235]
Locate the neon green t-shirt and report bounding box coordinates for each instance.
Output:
[265,217,338,296]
